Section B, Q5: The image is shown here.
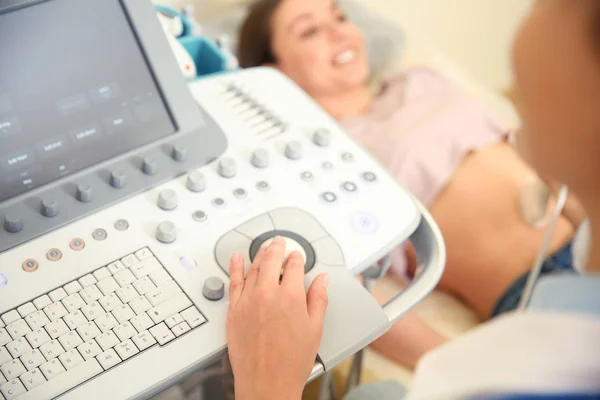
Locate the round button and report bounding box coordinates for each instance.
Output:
[212,198,226,208]
[362,172,377,183]
[76,184,93,203]
[156,221,177,244]
[251,149,269,169]
[110,171,126,189]
[46,248,62,261]
[22,259,39,273]
[4,214,23,233]
[41,199,60,218]
[301,171,314,182]
[313,128,332,147]
[285,141,303,160]
[69,238,86,251]
[233,188,247,199]
[92,228,107,241]
[351,212,379,235]
[322,161,334,170]
[158,189,178,211]
[249,231,316,274]
[321,192,337,203]
[114,219,129,231]
[172,144,188,162]
[192,210,207,222]
[256,181,270,191]
[341,152,354,162]
[203,277,225,301]
[342,182,358,193]
[187,171,206,193]
[218,158,237,178]
[142,158,158,175]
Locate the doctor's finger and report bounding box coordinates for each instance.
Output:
[228,253,245,306]
[245,245,266,289]
[257,236,287,287]
[281,251,306,293]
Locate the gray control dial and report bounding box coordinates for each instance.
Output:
[203,277,225,301]
[156,221,177,244]
[251,149,269,168]
[76,184,93,203]
[313,129,332,147]
[4,214,23,233]
[218,158,237,178]
[41,199,60,218]
[285,141,303,160]
[158,189,178,211]
[172,144,188,162]
[187,171,206,193]
[110,171,126,189]
[142,158,157,175]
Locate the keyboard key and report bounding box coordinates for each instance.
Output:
[181,307,206,329]
[96,348,120,370]
[94,313,118,334]
[112,305,135,324]
[107,261,125,275]
[39,358,66,380]
[0,347,11,365]
[77,340,101,360]
[149,323,175,346]
[45,319,69,339]
[135,248,152,261]
[172,322,191,337]
[113,322,137,342]
[129,296,152,315]
[80,285,103,304]
[6,337,32,358]
[1,312,19,326]
[17,303,36,318]
[97,277,119,296]
[21,368,46,390]
[6,319,31,340]
[0,359,25,380]
[98,293,122,313]
[114,339,139,360]
[78,274,97,288]
[96,331,119,351]
[132,276,156,295]
[149,269,172,286]
[0,330,10,347]
[121,254,138,268]
[49,288,67,303]
[43,303,68,322]
[33,296,52,311]
[20,349,45,371]
[115,285,138,304]
[62,293,86,313]
[165,314,183,329]
[81,302,103,321]
[130,313,153,333]
[58,349,84,370]
[113,269,136,287]
[26,329,51,349]
[63,311,87,330]
[39,340,65,360]
[0,370,5,385]
[1,378,26,399]
[132,330,156,351]
[58,331,83,352]
[25,311,50,330]
[147,293,192,324]
[76,322,101,341]
[93,267,111,281]
[130,257,162,279]
[63,281,83,296]
[145,281,182,307]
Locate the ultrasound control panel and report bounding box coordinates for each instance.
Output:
[0,1,444,399]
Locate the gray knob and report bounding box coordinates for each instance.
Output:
[4,214,23,233]
[172,144,188,162]
[313,129,332,147]
[203,276,225,301]
[41,199,60,218]
[187,171,206,193]
[218,158,237,178]
[110,171,126,189]
[285,141,303,160]
[158,189,178,211]
[251,148,269,168]
[156,221,177,243]
[76,184,93,203]
[142,158,157,175]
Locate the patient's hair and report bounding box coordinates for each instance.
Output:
[238,0,282,68]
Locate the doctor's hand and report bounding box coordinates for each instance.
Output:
[226,237,330,400]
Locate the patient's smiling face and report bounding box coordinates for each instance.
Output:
[269,0,370,97]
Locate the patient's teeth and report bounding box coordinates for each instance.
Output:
[335,50,355,65]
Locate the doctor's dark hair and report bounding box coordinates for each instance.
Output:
[238,0,282,68]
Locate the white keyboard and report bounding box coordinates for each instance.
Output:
[0,248,205,400]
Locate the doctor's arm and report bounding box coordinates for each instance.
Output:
[226,237,331,400]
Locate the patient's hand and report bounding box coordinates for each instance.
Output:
[226,237,330,400]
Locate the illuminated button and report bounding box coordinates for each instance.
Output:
[321,192,337,203]
[41,199,60,218]
[351,212,379,235]
[256,181,270,192]
[69,238,85,251]
[342,182,358,193]
[92,228,107,241]
[76,184,93,203]
[212,198,226,208]
[301,172,314,182]
[22,259,39,273]
[0,273,6,288]
[4,214,23,233]
[179,257,197,271]
[192,211,207,222]
[114,219,129,231]
[46,248,62,261]
[110,171,126,189]
[341,152,354,162]
[362,172,377,183]
[233,188,247,199]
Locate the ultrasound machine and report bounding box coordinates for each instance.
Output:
[0,0,445,399]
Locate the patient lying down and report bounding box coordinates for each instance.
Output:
[237,0,585,369]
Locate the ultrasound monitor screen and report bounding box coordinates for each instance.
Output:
[0,0,177,202]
